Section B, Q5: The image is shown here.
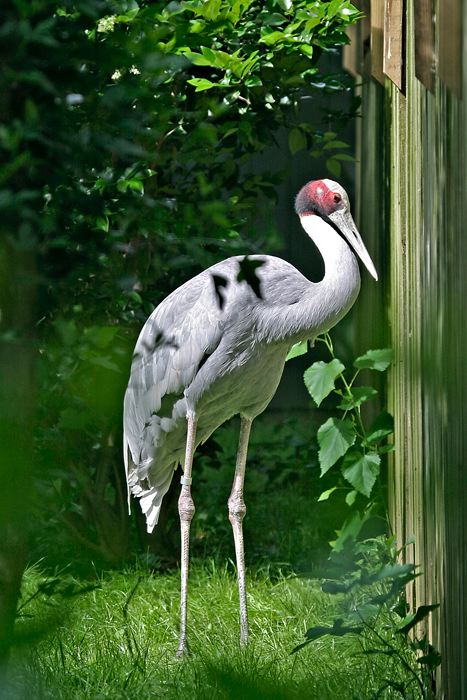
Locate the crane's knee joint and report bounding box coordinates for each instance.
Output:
[179,493,195,523]
[228,496,246,522]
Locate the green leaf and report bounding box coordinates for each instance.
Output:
[318,417,356,475]
[187,77,216,91]
[292,618,363,653]
[338,386,377,410]
[262,12,287,26]
[299,43,313,58]
[260,30,287,45]
[331,510,369,552]
[318,487,338,502]
[323,140,350,149]
[354,348,394,371]
[345,490,357,506]
[304,358,345,406]
[286,340,307,361]
[396,604,440,635]
[333,153,355,162]
[127,178,144,193]
[341,452,381,497]
[327,0,346,18]
[245,75,262,87]
[379,443,395,453]
[366,410,394,443]
[326,157,341,178]
[96,215,109,232]
[417,650,442,669]
[375,563,416,582]
[288,127,307,155]
[347,603,380,623]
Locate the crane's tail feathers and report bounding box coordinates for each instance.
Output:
[123,432,132,516]
[126,459,177,534]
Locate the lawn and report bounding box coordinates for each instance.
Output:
[6,563,417,700]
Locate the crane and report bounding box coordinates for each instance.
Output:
[123,178,378,656]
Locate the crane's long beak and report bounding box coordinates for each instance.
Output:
[328,209,378,281]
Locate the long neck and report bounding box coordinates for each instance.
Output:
[269,214,361,344]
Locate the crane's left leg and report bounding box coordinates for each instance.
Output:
[228,416,252,646]
[176,413,197,658]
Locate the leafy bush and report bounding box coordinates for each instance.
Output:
[290,335,440,698]
[294,536,440,699]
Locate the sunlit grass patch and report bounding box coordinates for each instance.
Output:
[7,564,414,699]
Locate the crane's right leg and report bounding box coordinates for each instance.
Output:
[176,413,197,658]
[228,416,252,646]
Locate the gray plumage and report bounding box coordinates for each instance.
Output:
[123,179,378,535]
[124,255,309,531]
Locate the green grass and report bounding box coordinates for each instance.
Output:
[5,563,417,700]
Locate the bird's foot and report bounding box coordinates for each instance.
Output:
[175,639,190,659]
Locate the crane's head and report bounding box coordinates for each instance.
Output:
[295,179,378,280]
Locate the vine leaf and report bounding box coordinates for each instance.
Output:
[395,604,440,635]
[187,77,217,91]
[292,618,363,653]
[366,410,394,443]
[353,348,394,372]
[341,451,381,497]
[338,386,377,410]
[288,127,307,154]
[345,490,357,506]
[317,486,338,502]
[317,417,356,474]
[304,358,345,407]
[286,340,307,361]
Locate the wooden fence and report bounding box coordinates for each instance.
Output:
[345,1,466,697]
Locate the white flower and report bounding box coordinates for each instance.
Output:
[97,15,116,33]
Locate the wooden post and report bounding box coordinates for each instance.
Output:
[438,0,463,95]
[414,0,435,90]
[384,0,405,91]
[370,0,385,84]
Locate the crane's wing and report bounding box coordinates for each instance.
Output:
[123,264,230,532]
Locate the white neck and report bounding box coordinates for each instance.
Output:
[299,214,361,330]
[301,213,360,286]
[260,214,361,344]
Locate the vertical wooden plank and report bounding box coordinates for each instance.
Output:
[388,81,410,565]
[370,0,385,83]
[414,0,435,90]
[359,0,372,78]
[404,3,425,626]
[384,0,405,90]
[438,0,463,95]
[343,23,359,77]
[354,78,387,355]
[438,82,467,698]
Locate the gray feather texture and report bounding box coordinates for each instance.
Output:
[123,179,375,533]
[123,255,311,531]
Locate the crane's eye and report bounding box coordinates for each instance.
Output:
[333,193,342,203]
